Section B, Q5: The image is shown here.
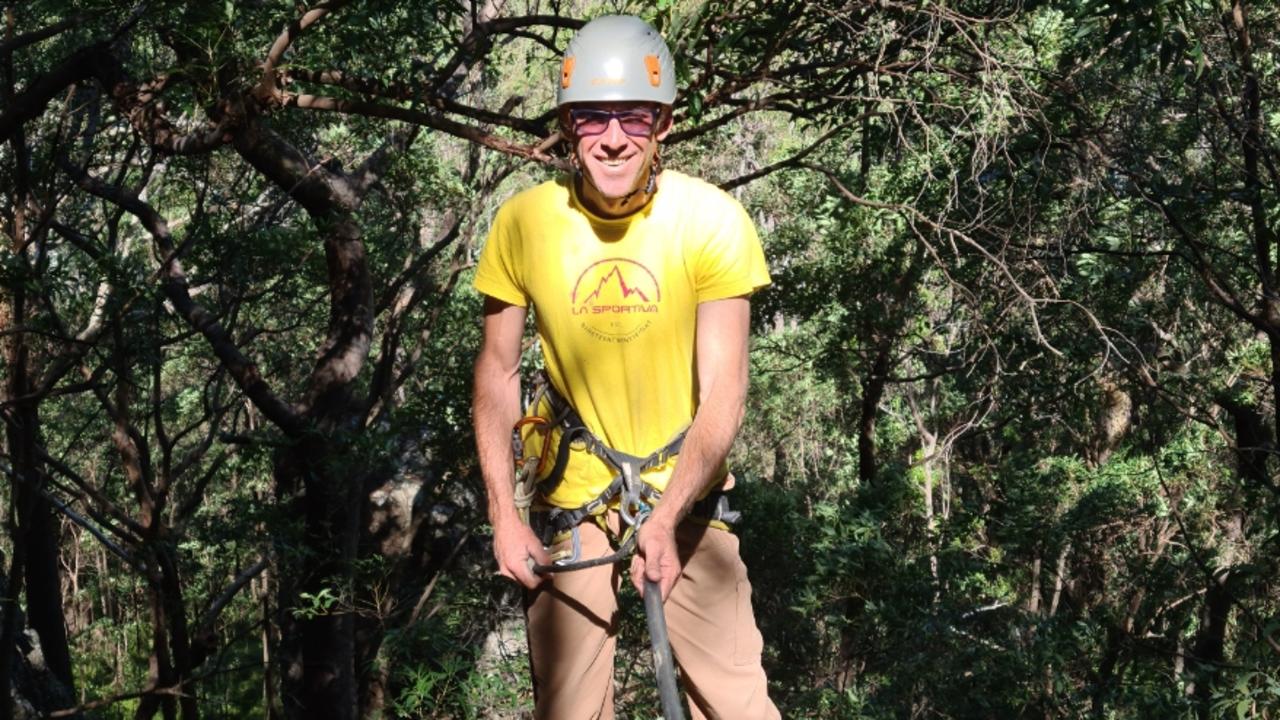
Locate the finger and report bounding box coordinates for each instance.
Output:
[512,561,542,589]
[529,540,552,565]
[645,550,664,582]
[498,547,540,587]
[498,563,530,588]
[630,555,646,595]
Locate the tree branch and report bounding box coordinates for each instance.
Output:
[350,126,420,198]
[718,122,858,191]
[0,42,108,144]
[61,161,306,435]
[0,14,81,56]
[285,93,563,167]
[802,160,1064,356]
[256,0,352,105]
[288,68,553,137]
[197,556,269,635]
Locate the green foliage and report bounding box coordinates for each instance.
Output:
[4,1,1280,718]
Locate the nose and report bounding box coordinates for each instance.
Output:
[600,117,628,151]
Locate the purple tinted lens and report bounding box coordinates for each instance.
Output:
[618,112,656,135]
[571,109,655,136]
[571,111,611,135]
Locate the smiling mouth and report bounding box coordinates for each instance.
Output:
[596,157,633,168]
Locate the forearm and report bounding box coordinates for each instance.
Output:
[472,353,522,527]
[648,297,751,530]
[648,368,746,530]
[472,302,550,587]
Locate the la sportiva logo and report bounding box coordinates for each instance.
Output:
[570,258,661,341]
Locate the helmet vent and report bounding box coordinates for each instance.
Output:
[644,55,662,87]
[562,57,576,89]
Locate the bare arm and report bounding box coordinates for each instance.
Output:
[473,295,549,588]
[632,296,751,599]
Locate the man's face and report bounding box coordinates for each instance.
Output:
[567,102,672,204]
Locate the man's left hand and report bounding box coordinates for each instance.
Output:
[631,519,681,601]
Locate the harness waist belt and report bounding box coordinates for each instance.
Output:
[536,374,687,501]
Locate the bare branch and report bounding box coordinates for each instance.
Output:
[366,216,463,416]
[802,161,1064,356]
[0,14,81,56]
[718,122,860,191]
[61,161,306,435]
[374,216,463,315]
[666,92,807,146]
[286,93,564,167]
[33,442,148,541]
[288,68,553,137]
[47,683,188,718]
[1113,166,1265,333]
[429,14,585,94]
[197,556,269,633]
[256,0,353,105]
[1,461,146,573]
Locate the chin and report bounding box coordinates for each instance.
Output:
[587,173,642,200]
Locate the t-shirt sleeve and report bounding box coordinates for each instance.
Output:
[694,197,772,303]
[472,203,529,307]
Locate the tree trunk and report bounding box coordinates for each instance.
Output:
[0,532,21,720]
[857,341,892,484]
[10,405,75,692]
[1,142,74,711]
[1089,624,1123,719]
[1048,544,1069,618]
[1190,545,1236,719]
[158,549,198,720]
[260,573,282,720]
[134,578,178,720]
[1188,393,1258,715]
[276,442,362,720]
[1026,552,1042,615]
[1187,508,1244,716]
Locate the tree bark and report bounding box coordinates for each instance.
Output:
[1190,530,1238,719]
[1,82,75,709]
[857,340,893,484]
[275,442,362,720]
[9,408,75,692]
[1188,394,1256,716]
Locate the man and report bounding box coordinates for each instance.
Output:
[472,14,780,720]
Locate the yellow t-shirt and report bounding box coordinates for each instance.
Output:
[474,171,771,509]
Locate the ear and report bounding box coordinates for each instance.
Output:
[654,106,674,141]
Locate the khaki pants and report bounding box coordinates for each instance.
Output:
[525,512,780,720]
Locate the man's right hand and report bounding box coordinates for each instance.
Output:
[493,518,551,589]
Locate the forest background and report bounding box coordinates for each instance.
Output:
[2,0,1279,718]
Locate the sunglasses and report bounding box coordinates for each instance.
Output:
[568,107,659,137]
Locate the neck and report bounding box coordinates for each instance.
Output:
[576,165,660,219]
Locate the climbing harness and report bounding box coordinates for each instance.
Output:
[511,371,742,720]
[512,371,739,571]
